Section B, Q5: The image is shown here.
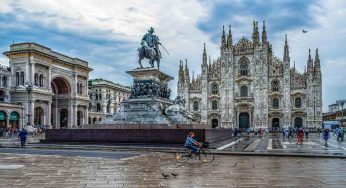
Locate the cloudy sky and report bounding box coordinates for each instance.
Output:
[0,0,345,112]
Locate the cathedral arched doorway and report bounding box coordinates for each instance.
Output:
[294,117,303,128]
[60,109,68,128]
[34,107,44,126]
[272,118,280,128]
[239,113,250,129]
[211,119,219,128]
[51,77,71,129]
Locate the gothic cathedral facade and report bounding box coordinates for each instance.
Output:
[177,21,322,129]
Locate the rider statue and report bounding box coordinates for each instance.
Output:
[138,27,162,69]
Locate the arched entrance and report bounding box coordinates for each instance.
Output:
[60,109,68,128]
[272,118,280,128]
[9,111,20,129]
[92,117,97,124]
[77,111,83,126]
[51,77,71,129]
[0,111,7,128]
[294,117,303,128]
[34,107,44,126]
[239,113,250,129]
[211,119,219,128]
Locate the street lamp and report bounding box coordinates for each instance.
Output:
[336,99,346,125]
[24,81,34,128]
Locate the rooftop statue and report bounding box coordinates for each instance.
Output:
[138,27,168,70]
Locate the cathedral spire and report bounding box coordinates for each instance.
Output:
[192,71,195,82]
[221,25,226,49]
[283,34,290,62]
[262,20,267,46]
[307,49,314,73]
[252,20,260,46]
[227,25,233,49]
[314,48,320,71]
[178,60,184,84]
[185,59,190,83]
[202,43,207,66]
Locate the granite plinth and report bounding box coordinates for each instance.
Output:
[126,68,173,83]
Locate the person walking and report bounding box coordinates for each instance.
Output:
[18,129,28,147]
[337,127,344,142]
[305,128,310,139]
[323,129,330,146]
[297,128,304,144]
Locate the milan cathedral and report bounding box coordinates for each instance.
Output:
[177,21,322,129]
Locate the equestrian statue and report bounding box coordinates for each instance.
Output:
[138,27,168,70]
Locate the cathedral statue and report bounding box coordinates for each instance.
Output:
[138,27,166,70]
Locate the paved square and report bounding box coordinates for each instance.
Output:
[0,150,345,187]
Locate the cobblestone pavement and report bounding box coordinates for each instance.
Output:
[213,133,346,156]
[0,151,345,187]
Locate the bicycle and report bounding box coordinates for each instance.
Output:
[175,142,215,163]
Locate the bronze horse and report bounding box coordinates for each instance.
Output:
[138,37,161,69]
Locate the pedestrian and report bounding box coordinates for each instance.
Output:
[297,128,304,145]
[337,127,344,142]
[317,128,321,137]
[305,128,309,138]
[18,128,28,147]
[322,129,330,146]
[282,128,285,139]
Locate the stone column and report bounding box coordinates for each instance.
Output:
[73,72,78,97]
[31,62,35,84]
[48,66,52,89]
[47,101,52,129]
[73,105,77,128]
[68,101,73,128]
[29,99,34,126]
[84,107,88,126]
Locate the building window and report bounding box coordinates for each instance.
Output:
[273,98,279,109]
[193,101,199,111]
[211,83,219,95]
[39,74,44,87]
[0,90,5,102]
[2,77,7,87]
[272,80,280,92]
[96,103,101,112]
[34,73,38,86]
[77,83,80,94]
[16,72,19,86]
[212,100,218,110]
[20,71,24,85]
[239,58,249,76]
[295,97,302,108]
[240,85,248,97]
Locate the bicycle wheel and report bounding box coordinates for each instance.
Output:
[175,149,190,163]
[199,149,215,163]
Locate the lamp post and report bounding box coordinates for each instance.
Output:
[25,82,34,128]
[336,99,346,126]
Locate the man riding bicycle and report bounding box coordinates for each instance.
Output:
[184,131,201,157]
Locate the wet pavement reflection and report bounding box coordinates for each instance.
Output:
[0,151,345,187]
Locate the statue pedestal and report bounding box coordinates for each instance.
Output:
[103,68,175,125]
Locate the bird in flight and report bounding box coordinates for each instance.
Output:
[302,30,308,33]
